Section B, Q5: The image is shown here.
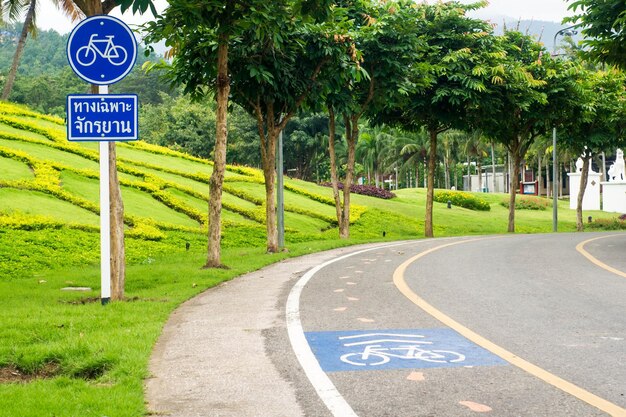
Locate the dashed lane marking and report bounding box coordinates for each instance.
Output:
[407,371,425,381]
[286,241,417,417]
[459,401,492,413]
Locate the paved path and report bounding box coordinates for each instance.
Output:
[145,233,626,417]
[145,243,389,417]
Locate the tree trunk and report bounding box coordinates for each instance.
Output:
[254,101,281,253]
[425,128,437,238]
[89,81,126,301]
[508,145,522,233]
[109,142,125,300]
[415,165,419,189]
[491,143,496,193]
[1,0,36,101]
[205,34,229,268]
[558,163,563,198]
[260,127,278,252]
[576,155,591,232]
[339,115,358,239]
[263,138,278,252]
[466,156,471,191]
[444,152,450,189]
[477,161,483,192]
[327,108,344,236]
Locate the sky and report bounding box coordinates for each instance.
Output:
[30,0,574,35]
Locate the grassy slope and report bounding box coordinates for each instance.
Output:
[0,101,619,416]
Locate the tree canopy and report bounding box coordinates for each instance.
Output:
[371,0,498,237]
[566,0,626,69]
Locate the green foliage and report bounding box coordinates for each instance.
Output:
[0,25,169,116]
[500,196,549,211]
[566,0,626,69]
[371,1,498,131]
[0,26,69,76]
[139,94,218,159]
[585,216,626,231]
[434,190,490,211]
[559,68,626,156]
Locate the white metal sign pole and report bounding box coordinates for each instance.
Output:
[99,84,111,305]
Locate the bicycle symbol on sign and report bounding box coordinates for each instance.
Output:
[75,34,128,67]
[338,333,466,366]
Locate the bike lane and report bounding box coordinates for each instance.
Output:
[288,235,621,416]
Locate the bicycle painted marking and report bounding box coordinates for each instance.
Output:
[305,328,507,372]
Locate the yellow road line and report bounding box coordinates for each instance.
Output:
[393,238,626,417]
[576,235,626,279]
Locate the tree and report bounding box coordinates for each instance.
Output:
[440,130,464,190]
[282,113,329,181]
[1,0,35,100]
[140,94,217,158]
[391,129,429,189]
[1,0,81,100]
[372,0,498,237]
[229,6,344,251]
[143,0,268,265]
[463,130,489,191]
[560,68,626,230]
[566,0,626,69]
[357,126,391,188]
[145,0,338,254]
[473,30,580,233]
[325,0,423,239]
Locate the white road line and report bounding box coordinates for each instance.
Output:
[285,241,416,417]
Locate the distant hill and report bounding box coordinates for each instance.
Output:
[0,27,69,76]
[471,12,583,51]
[0,23,153,76]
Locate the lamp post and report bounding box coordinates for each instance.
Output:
[551,25,578,232]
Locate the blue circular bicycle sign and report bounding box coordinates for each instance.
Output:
[67,15,137,85]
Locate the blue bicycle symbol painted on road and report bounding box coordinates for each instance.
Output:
[67,15,137,85]
[75,34,128,67]
[305,328,507,372]
[338,333,466,366]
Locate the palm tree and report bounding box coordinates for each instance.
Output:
[440,130,465,189]
[356,126,391,187]
[385,128,429,189]
[464,130,489,192]
[1,0,82,100]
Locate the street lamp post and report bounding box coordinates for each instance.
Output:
[551,25,578,232]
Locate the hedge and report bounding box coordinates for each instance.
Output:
[434,190,491,211]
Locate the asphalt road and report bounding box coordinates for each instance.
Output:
[147,232,626,417]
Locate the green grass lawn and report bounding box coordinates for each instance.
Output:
[0,155,34,181]
[0,122,53,142]
[0,189,99,225]
[121,187,202,228]
[166,187,256,225]
[19,116,65,133]
[136,165,210,190]
[116,144,212,175]
[0,138,100,171]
